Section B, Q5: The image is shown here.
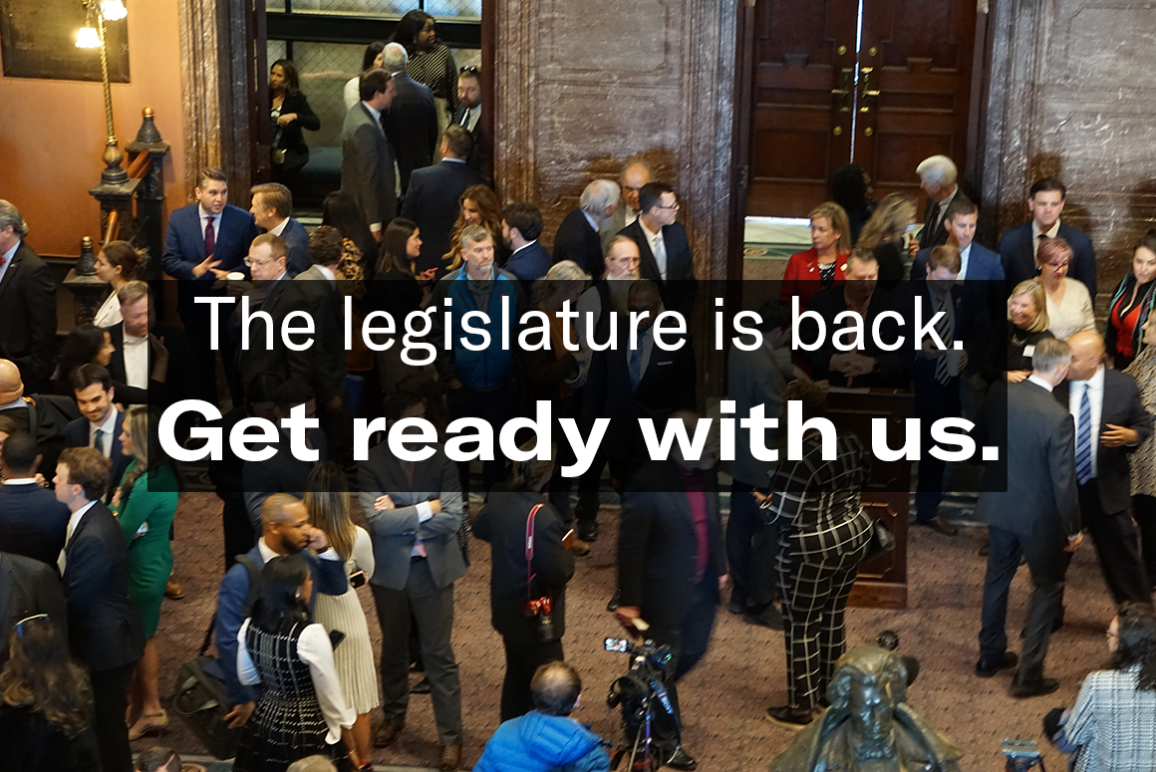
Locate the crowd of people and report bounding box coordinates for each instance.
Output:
[4,14,1156,769]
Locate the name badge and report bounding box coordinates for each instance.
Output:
[1023,344,1035,358]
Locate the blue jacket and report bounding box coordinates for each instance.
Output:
[910,241,1004,282]
[279,217,312,277]
[999,220,1096,299]
[504,241,552,285]
[437,267,522,391]
[212,543,348,705]
[161,203,259,283]
[474,712,609,772]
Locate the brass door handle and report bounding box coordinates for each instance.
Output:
[858,67,879,113]
[832,68,855,112]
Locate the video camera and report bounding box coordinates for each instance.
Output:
[604,637,677,770]
[1001,740,1046,772]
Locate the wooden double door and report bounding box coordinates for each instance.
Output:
[743,0,980,218]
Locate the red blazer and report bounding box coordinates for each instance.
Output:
[779,247,850,310]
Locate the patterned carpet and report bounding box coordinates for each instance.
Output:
[141,492,1118,771]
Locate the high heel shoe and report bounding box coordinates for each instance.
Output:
[128,710,169,741]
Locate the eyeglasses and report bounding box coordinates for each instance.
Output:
[16,613,48,639]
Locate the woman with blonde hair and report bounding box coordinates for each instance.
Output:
[115,406,179,741]
[779,201,851,310]
[304,462,377,771]
[855,192,916,290]
[981,279,1055,385]
[443,184,505,274]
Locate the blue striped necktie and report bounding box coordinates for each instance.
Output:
[934,292,952,386]
[1075,384,1093,485]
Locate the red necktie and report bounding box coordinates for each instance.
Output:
[204,215,216,258]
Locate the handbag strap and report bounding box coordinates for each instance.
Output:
[525,503,543,603]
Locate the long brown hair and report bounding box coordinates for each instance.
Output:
[304,461,356,560]
[857,192,916,252]
[444,185,503,272]
[1,616,92,738]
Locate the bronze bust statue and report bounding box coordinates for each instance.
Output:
[772,646,962,772]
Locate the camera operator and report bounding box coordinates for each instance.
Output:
[474,440,576,721]
[474,661,609,772]
[614,412,727,771]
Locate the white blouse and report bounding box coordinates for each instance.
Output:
[93,291,122,328]
[348,525,375,579]
[1046,278,1096,341]
[236,618,355,743]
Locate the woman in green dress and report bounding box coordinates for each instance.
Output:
[114,406,178,741]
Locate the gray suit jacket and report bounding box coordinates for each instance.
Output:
[341,102,397,229]
[357,441,465,591]
[975,380,1080,539]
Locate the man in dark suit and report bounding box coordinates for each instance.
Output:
[53,447,144,772]
[999,177,1097,299]
[614,414,727,771]
[501,202,552,286]
[899,246,981,536]
[401,125,484,273]
[1055,331,1153,604]
[233,234,295,392]
[618,182,697,319]
[0,359,74,475]
[798,251,909,388]
[600,159,653,255]
[974,339,1083,698]
[64,364,130,502]
[104,281,194,409]
[241,379,328,529]
[582,281,696,489]
[249,182,310,276]
[0,200,56,392]
[160,168,260,405]
[553,180,621,280]
[452,67,489,178]
[358,390,466,770]
[0,551,67,664]
[214,493,348,730]
[342,68,398,240]
[0,430,70,567]
[381,42,438,194]
[915,155,968,250]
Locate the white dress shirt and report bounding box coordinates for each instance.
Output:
[236,618,356,744]
[639,218,667,280]
[957,243,972,281]
[269,217,290,238]
[90,408,119,459]
[1028,374,1055,393]
[361,102,384,131]
[459,104,481,132]
[0,239,21,287]
[123,332,149,389]
[1069,365,1105,479]
[313,264,337,287]
[93,291,123,328]
[57,500,98,574]
[1032,219,1062,258]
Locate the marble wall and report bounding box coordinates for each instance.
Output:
[980,0,1156,296]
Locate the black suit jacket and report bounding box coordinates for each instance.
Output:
[401,160,486,273]
[1053,369,1153,514]
[64,410,131,500]
[384,73,439,192]
[618,462,725,633]
[895,282,982,391]
[234,275,295,391]
[0,552,67,663]
[280,217,312,277]
[552,209,604,280]
[451,104,491,179]
[618,219,698,318]
[273,90,321,173]
[800,286,909,387]
[105,321,193,407]
[291,267,347,402]
[0,242,56,388]
[242,429,330,530]
[919,190,971,250]
[62,501,144,672]
[999,221,1097,300]
[582,329,697,464]
[0,396,75,475]
[473,485,574,643]
[0,484,70,570]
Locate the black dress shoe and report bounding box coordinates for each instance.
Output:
[665,746,697,771]
[975,651,1019,678]
[577,522,599,543]
[726,600,745,615]
[917,518,958,536]
[410,676,431,694]
[744,605,785,631]
[1009,677,1060,699]
[765,705,813,729]
[606,588,621,612]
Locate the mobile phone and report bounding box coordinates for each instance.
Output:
[604,637,629,653]
[329,630,346,650]
[350,570,367,589]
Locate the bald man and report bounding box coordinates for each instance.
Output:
[0,358,72,473]
[1054,331,1154,604]
[214,494,348,729]
[601,160,653,254]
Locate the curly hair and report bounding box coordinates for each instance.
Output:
[1,616,93,738]
[1112,601,1156,691]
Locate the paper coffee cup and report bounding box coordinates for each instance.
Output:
[226,271,246,281]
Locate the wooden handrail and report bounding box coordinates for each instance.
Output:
[126,152,152,179]
[104,209,120,245]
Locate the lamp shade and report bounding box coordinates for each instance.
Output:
[76,24,100,48]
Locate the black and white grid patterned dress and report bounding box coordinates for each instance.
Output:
[233,620,351,772]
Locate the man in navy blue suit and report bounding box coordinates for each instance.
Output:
[214,493,347,730]
[63,364,129,503]
[0,430,70,568]
[999,177,1096,299]
[249,182,310,276]
[161,167,260,405]
[501,202,552,286]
